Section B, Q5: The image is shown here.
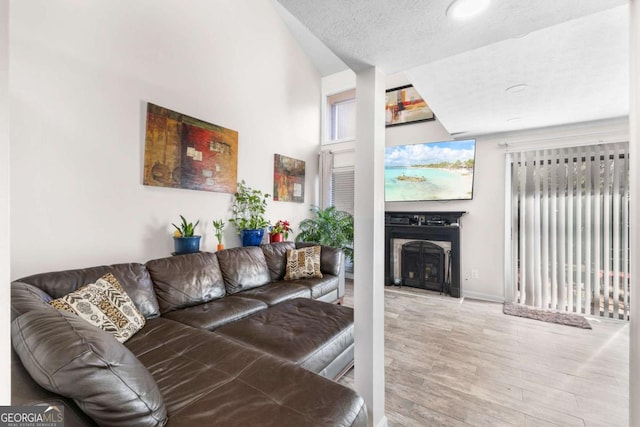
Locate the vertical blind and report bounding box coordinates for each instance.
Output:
[508,142,630,319]
[331,166,355,274]
[331,167,355,215]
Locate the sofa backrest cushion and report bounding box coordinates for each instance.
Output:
[16,263,161,319]
[216,246,271,294]
[261,242,296,281]
[146,252,225,313]
[12,309,167,427]
[295,242,345,276]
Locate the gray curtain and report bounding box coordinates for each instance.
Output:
[319,150,334,209]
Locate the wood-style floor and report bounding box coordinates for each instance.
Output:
[338,280,629,427]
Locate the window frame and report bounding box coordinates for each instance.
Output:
[324,88,356,145]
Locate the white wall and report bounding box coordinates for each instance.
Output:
[1,0,10,405]
[9,0,321,280]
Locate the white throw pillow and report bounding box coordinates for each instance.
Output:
[49,273,145,343]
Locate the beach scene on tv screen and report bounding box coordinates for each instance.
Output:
[385,140,475,201]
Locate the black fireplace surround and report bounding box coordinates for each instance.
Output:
[385,211,466,298]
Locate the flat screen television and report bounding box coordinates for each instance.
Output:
[385,139,476,202]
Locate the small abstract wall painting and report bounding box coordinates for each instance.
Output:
[385,84,435,127]
[143,103,238,193]
[273,154,305,203]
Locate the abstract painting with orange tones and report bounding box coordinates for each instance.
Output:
[143,103,238,193]
[273,154,305,203]
[385,84,435,127]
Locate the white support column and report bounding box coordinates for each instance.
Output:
[354,66,387,427]
[0,0,10,405]
[629,0,640,425]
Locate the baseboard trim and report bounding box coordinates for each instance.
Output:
[375,415,388,427]
[463,291,505,303]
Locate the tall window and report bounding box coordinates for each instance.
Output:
[507,142,630,319]
[327,89,356,143]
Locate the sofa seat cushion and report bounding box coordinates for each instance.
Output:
[146,252,226,314]
[12,309,167,427]
[125,317,367,427]
[216,246,271,294]
[236,282,310,306]
[216,298,354,376]
[283,275,339,299]
[162,296,267,331]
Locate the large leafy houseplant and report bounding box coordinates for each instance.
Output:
[229,180,270,246]
[295,206,354,261]
[229,180,270,231]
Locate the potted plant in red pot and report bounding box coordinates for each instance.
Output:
[269,220,292,243]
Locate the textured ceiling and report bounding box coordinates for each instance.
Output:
[409,6,629,136]
[275,0,629,136]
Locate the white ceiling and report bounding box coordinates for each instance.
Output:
[275,0,629,136]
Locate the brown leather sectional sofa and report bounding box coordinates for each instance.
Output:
[10,242,367,427]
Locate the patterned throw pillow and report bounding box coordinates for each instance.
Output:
[284,246,323,280]
[49,273,146,343]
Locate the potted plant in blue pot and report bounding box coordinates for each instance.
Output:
[229,180,270,246]
[172,215,201,254]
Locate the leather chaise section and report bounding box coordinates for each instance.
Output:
[216,298,354,376]
[125,317,365,427]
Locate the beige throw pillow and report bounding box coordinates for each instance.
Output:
[49,273,146,343]
[284,246,323,280]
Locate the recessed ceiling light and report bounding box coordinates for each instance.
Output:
[505,84,528,93]
[446,0,490,20]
